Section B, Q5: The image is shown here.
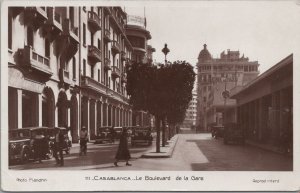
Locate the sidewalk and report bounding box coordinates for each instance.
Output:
[141,135,179,158]
[246,140,292,156]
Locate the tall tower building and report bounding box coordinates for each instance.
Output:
[196,44,259,131]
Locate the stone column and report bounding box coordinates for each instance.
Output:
[17,89,23,128]
[38,94,43,126]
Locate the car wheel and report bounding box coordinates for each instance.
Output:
[21,149,29,164]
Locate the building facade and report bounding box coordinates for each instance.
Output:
[125,14,155,127]
[196,44,259,131]
[231,55,293,149]
[181,90,197,128]
[7,7,153,142]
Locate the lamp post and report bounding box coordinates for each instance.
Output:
[222,75,229,125]
[161,43,170,147]
[162,43,170,65]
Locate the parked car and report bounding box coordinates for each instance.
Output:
[95,127,114,144]
[131,127,153,146]
[113,127,123,139]
[211,125,225,139]
[48,127,72,154]
[223,123,245,145]
[9,127,52,164]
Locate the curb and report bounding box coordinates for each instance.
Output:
[141,135,179,158]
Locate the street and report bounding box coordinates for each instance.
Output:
[9,132,292,171]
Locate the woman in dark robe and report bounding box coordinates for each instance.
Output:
[114,128,131,166]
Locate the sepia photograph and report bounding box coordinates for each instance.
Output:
[1,0,300,191]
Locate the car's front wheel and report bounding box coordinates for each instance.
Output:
[21,149,29,164]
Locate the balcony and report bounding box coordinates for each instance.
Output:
[81,76,107,94]
[121,73,127,83]
[58,68,71,88]
[111,41,121,54]
[20,45,52,79]
[104,58,111,70]
[60,18,79,61]
[25,7,48,28]
[44,8,62,40]
[104,29,111,42]
[88,11,101,33]
[88,45,101,64]
[62,18,79,43]
[109,9,125,34]
[111,66,121,78]
[121,51,126,61]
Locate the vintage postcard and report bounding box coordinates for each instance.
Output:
[1,0,300,191]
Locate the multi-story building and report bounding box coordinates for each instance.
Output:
[80,7,133,140]
[182,89,197,128]
[8,7,81,142]
[7,6,154,142]
[196,44,259,131]
[125,14,155,127]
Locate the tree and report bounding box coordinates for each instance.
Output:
[126,61,195,152]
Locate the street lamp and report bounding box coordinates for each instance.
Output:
[162,43,170,64]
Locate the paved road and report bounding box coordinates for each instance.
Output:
[9,133,292,171]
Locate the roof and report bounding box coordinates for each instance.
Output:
[231,54,293,98]
[198,44,212,61]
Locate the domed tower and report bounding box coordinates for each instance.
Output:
[196,44,212,132]
[198,44,212,62]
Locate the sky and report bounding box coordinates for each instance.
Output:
[124,1,300,74]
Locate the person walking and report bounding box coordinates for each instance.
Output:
[80,126,88,156]
[53,128,64,166]
[114,128,131,166]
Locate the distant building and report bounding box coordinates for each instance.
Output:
[196,44,259,131]
[182,89,197,128]
[125,14,155,127]
[231,55,292,149]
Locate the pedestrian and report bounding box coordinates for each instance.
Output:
[109,126,115,143]
[80,126,88,156]
[114,128,131,166]
[53,128,64,166]
[33,131,46,163]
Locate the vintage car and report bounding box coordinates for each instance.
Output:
[211,125,225,139]
[48,127,72,154]
[223,123,245,145]
[131,127,153,146]
[94,127,114,144]
[9,127,52,164]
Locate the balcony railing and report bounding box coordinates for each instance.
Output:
[111,66,121,78]
[21,45,52,76]
[88,45,101,63]
[104,57,111,70]
[88,11,101,32]
[81,76,107,94]
[104,29,111,42]
[111,41,121,53]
